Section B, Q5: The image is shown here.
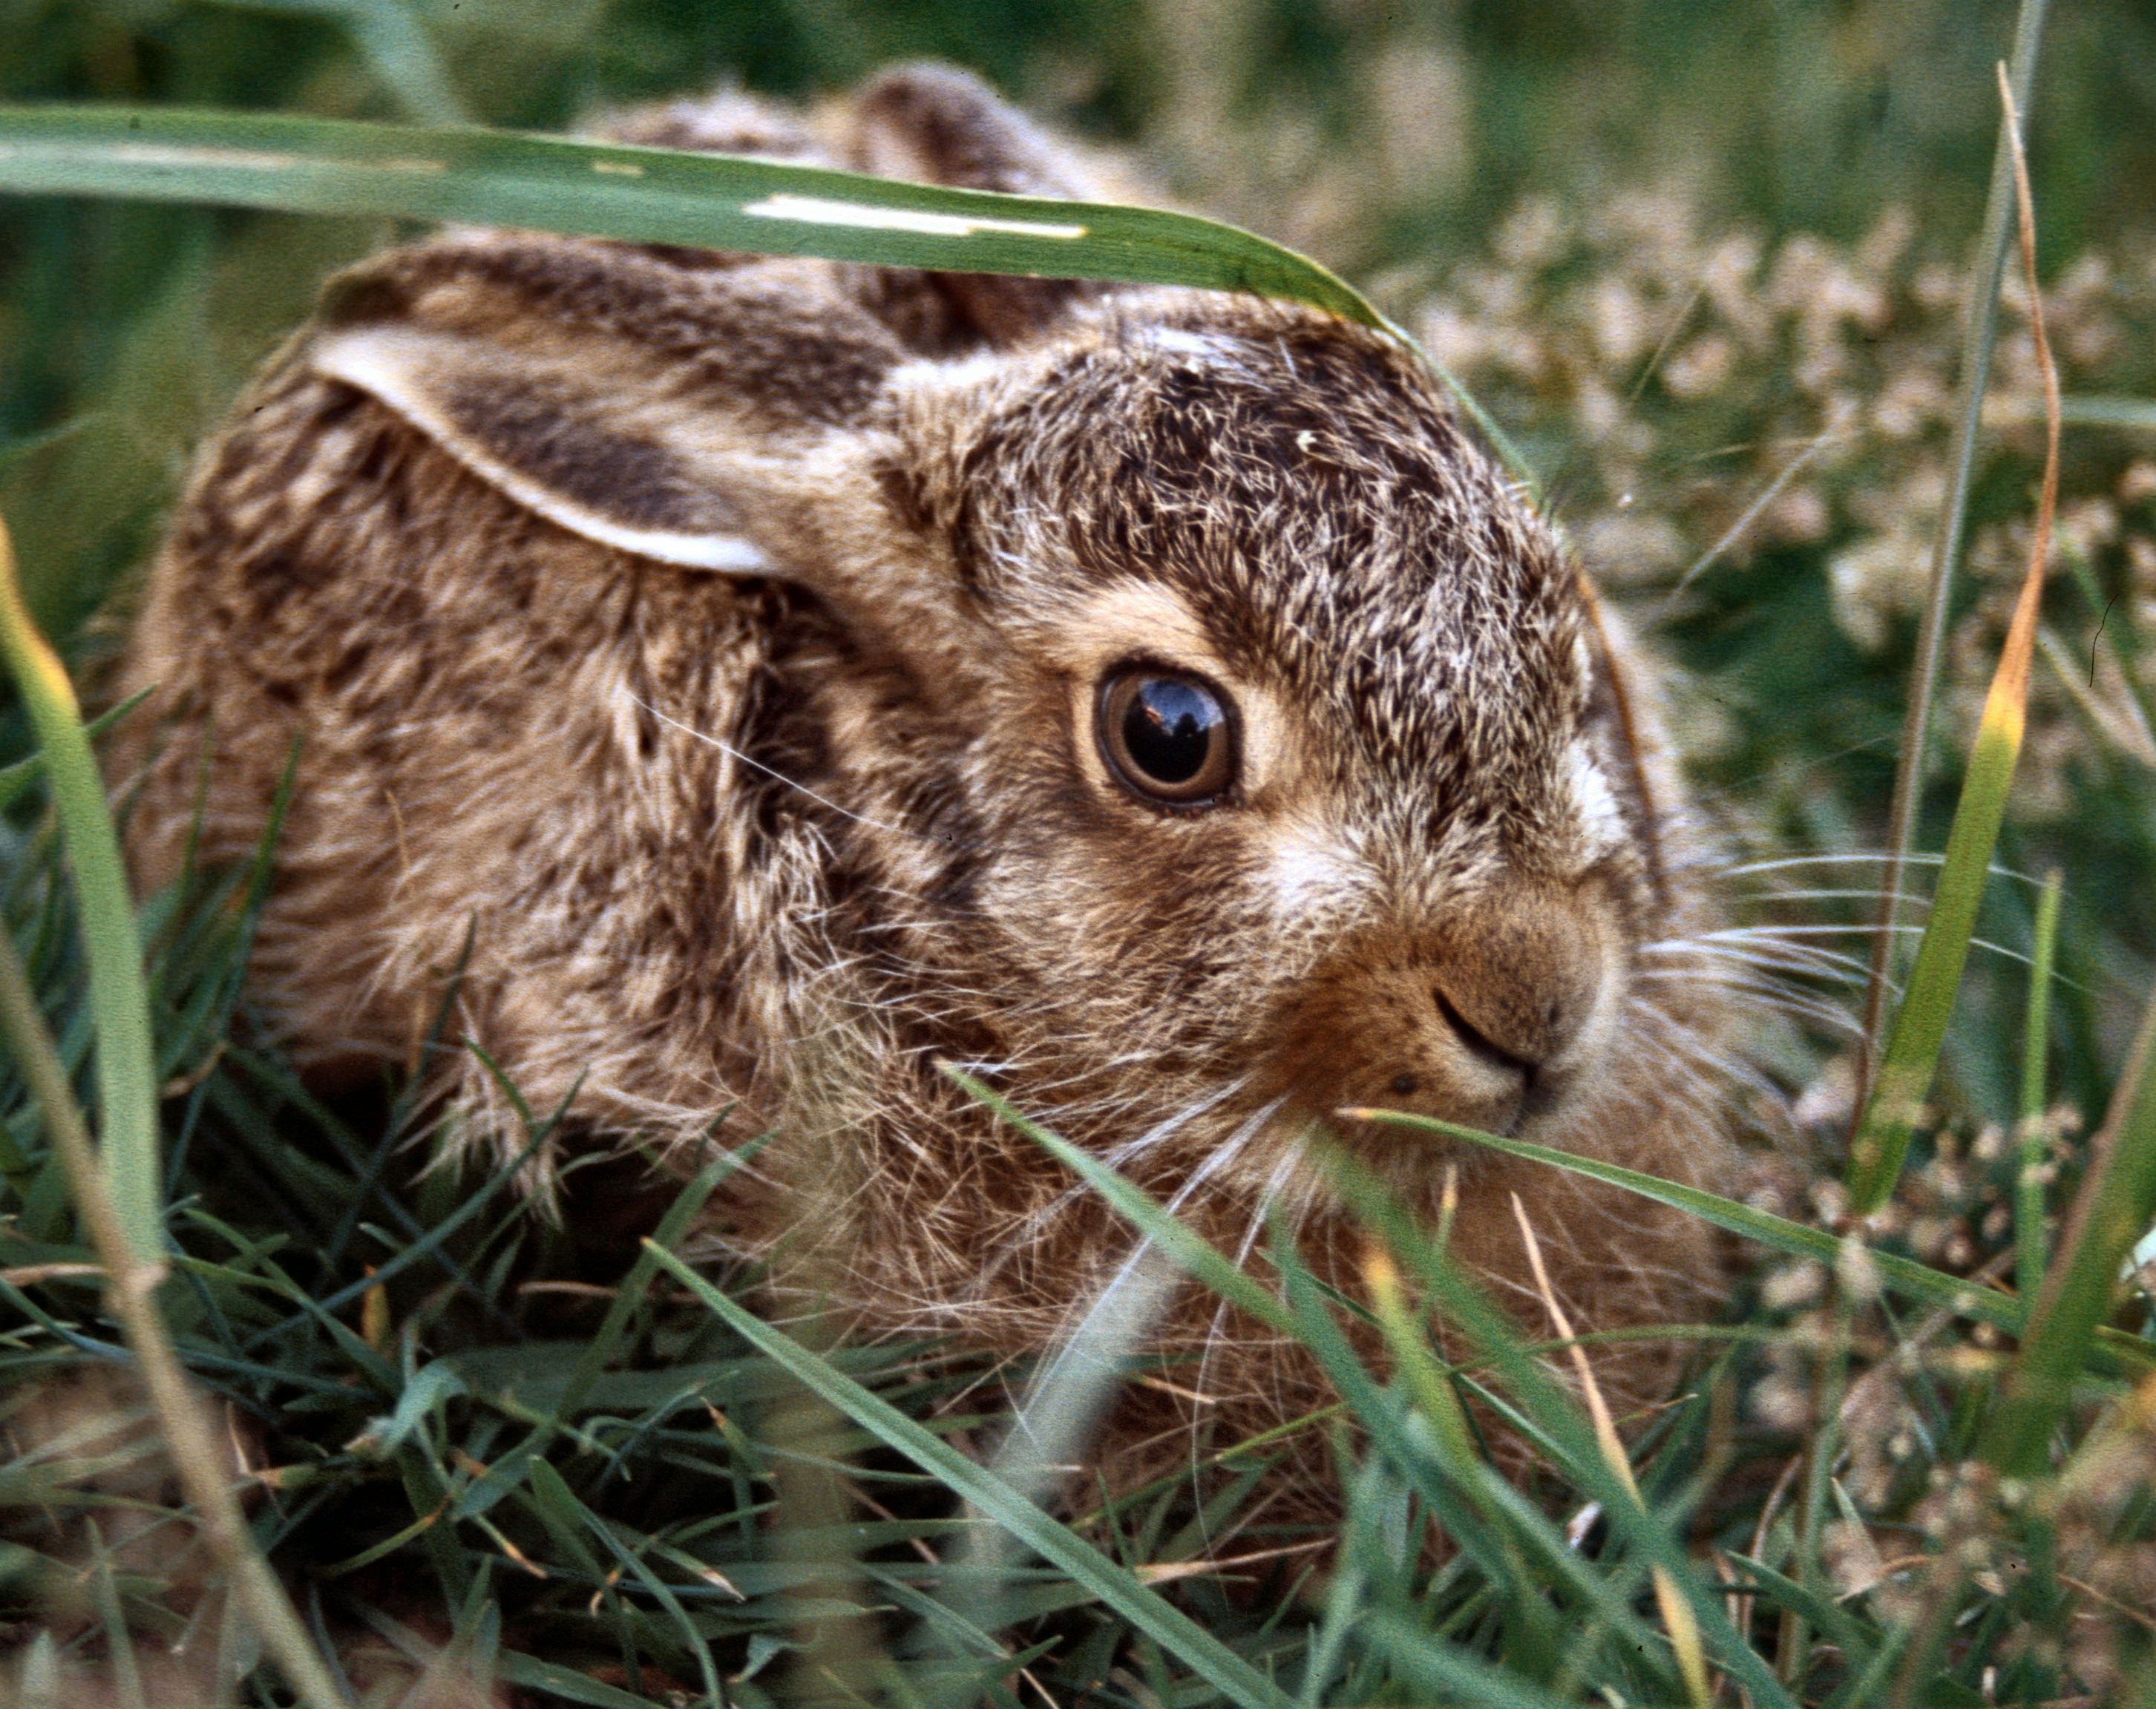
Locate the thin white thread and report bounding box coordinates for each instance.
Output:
[626,692,961,847]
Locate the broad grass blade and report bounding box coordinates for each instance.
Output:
[642,1244,1300,1709]
[0,516,160,1262]
[0,107,1544,488]
[1845,64,2062,1216]
[0,105,1376,325]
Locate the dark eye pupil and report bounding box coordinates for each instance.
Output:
[1097,666,1236,806]
[1121,679,1220,785]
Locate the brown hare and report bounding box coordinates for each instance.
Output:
[112,63,1746,1495]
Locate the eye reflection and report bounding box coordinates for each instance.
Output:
[1096,667,1237,806]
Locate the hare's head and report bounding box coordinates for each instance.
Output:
[868,294,1688,1184]
[304,221,1701,1194]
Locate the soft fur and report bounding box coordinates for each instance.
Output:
[113,65,1747,1493]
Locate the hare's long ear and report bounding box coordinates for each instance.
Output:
[306,240,909,580]
[851,63,1096,199]
[847,63,1113,347]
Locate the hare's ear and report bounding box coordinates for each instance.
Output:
[851,63,1095,199]
[312,322,785,571]
[304,241,908,577]
[847,63,1112,347]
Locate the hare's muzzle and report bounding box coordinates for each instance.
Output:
[1269,884,1621,1141]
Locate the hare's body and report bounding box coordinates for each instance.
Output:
[117,68,1743,1485]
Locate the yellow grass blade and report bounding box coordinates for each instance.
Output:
[1509,1196,1711,1709]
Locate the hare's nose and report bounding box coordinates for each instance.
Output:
[1264,880,1618,1138]
[1432,983,1550,1086]
[1426,896,1608,1078]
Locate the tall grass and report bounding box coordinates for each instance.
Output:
[0,4,2154,1706]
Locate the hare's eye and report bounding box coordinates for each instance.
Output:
[1097,667,1237,807]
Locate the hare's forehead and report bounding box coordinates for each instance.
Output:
[1010,390,1591,771]
[988,318,1580,680]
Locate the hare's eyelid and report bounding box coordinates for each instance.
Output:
[311,325,774,574]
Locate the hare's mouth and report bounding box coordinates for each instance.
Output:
[1292,1060,1545,1147]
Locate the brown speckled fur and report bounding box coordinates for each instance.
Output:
[112,65,1749,1500]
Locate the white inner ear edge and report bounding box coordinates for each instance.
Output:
[310,325,773,575]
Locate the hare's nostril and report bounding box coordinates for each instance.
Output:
[1389,1072,1419,1097]
[1432,985,1540,1082]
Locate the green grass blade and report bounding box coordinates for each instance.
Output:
[566,1492,724,1707]
[0,844,344,1709]
[0,516,160,1263]
[1847,56,2061,1215]
[953,1241,1179,1648]
[640,1243,1300,1709]
[1360,1609,1599,1709]
[946,1069,1298,1336]
[1278,1236,1616,1693]
[2060,396,2156,429]
[0,105,1375,325]
[0,688,151,816]
[974,1080,1795,1709]
[1856,0,2048,1099]
[1324,1166,1802,1709]
[1844,697,2026,1211]
[456,1156,740,1521]
[203,0,468,126]
[2018,868,2064,1292]
[1982,976,2156,1475]
[0,105,1550,488]
[494,1650,670,1709]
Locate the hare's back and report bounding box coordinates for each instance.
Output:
[116,344,787,1086]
